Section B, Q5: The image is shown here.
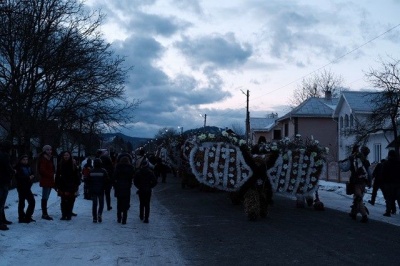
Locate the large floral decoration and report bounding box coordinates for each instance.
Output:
[266,135,328,197]
[188,133,253,192]
[195,131,247,147]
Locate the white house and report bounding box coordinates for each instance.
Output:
[333,91,393,163]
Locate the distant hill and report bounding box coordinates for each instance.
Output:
[101,132,152,150]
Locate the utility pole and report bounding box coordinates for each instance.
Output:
[241,89,250,145]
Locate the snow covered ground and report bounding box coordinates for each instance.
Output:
[1,180,398,265]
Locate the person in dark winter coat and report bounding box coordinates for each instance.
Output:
[381,150,400,217]
[82,158,93,200]
[37,144,55,221]
[14,155,36,223]
[0,140,15,230]
[55,151,80,221]
[87,158,109,223]
[99,153,114,211]
[134,158,157,223]
[368,159,386,206]
[113,156,135,224]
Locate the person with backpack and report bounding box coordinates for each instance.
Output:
[87,158,109,223]
[134,158,157,223]
[113,156,135,224]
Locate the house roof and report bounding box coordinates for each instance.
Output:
[277,96,339,122]
[250,117,276,131]
[333,91,380,117]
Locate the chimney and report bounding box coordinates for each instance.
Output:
[325,90,332,100]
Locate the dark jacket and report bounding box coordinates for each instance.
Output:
[100,155,114,185]
[381,158,400,184]
[87,168,109,195]
[55,162,80,194]
[15,163,33,192]
[113,162,135,198]
[0,151,15,186]
[134,167,157,193]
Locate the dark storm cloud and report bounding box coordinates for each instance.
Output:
[129,12,191,37]
[175,33,253,68]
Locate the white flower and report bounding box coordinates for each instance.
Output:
[218,172,223,177]
[281,171,286,176]
[229,157,235,162]
[222,131,228,137]
[228,174,234,177]
[209,179,214,184]
[198,134,207,140]
[293,162,298,168]
[196,162,201,167]
[296,134,301,138]
[208,133,215,139]
[311,176,317,182]
[283,164,288,169]
[207,173,213,177]
[292,170,297,175]
[279,179,285,184]
[290,179,296,184]
[242,173,248,178]
[302,163,307,168]
[239,139,246,145]
[289,185,293,190]
[257,179,263,185]
[325,147,329,153]
[208,152,214,157]
[229,167,234,172]
[230,179,235,185]
[299,148,305,153]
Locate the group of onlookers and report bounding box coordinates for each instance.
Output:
[0,142,158,231]
[348,144,400,223]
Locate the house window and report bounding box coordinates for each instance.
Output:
[340,117,343,129]
[374,144,382,163]
[273,129,281,140]
[284,123,288,137]
[350,114,354,127]
[344,114,349,128]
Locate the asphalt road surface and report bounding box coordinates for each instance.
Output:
[156,175,400,266]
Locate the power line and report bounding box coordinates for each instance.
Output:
[219,22,400,118]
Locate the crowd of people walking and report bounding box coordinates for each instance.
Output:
[0,141,159,231]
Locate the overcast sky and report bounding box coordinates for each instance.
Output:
[85,0,400,138]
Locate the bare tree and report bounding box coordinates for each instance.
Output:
[365,57,400,155]
[0,0,140,154]
[291,69,343,106]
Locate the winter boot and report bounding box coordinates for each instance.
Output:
[41,199,53,220]
[117,212,122,223]
[0,223,9,231]
[360,215,368,223]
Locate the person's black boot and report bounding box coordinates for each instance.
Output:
[360,215,368,223]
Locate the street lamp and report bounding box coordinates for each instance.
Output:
[200,114,207,127]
